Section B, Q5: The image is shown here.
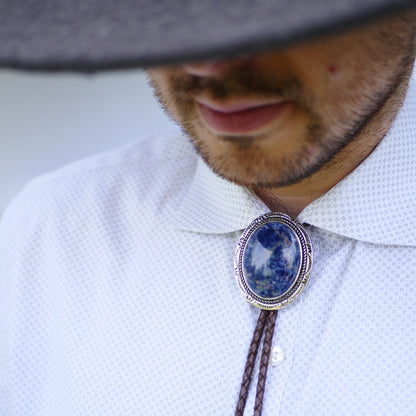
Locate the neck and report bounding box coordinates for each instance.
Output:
[252,187,321,218]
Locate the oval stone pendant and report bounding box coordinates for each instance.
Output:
[235,212,313,310]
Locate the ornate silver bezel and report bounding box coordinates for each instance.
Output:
[234,212,313,310]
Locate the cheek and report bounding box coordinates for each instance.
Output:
[147,70,169,93]
[148,70,176,104]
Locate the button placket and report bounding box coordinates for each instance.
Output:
[258,302,302,412]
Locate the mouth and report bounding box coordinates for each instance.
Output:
[196,99,290,135]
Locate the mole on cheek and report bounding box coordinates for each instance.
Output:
[328,65,337,75]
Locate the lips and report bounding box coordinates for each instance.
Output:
[196,100,289,134]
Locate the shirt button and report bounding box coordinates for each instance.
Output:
[270,346,285,367]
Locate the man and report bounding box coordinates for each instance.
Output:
[1,1,416,415]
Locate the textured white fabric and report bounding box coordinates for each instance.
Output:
[1,73,416,415]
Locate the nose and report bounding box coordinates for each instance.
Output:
[183,56,250,78]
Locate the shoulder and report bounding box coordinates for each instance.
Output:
[0,130,197,251]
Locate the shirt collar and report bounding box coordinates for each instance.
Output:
[170,72,416,246]
[298,72,416,246]
[170,158,267,233]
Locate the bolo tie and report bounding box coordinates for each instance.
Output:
[234,212,313,416]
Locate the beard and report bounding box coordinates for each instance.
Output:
[149,57,409,189]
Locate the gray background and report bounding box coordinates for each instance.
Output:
[0,70,175,212]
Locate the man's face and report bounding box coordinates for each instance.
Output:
[148,15,416,189]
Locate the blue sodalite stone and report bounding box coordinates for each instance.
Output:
[242,221,301,299]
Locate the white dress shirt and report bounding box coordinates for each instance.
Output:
[1,73,416,415]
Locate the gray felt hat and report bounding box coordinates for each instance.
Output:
[1,0,415,72]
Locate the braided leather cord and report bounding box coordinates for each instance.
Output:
[235,310,268,416]
[254,310,278,416]
[235,309,278,416]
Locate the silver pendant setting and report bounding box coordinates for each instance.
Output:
[235,212,313,310]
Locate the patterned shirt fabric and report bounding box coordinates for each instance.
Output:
[1,71,416,415]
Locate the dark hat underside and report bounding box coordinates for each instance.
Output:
[0,0,415,72]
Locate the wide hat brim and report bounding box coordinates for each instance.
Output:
[1,0,415,72]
